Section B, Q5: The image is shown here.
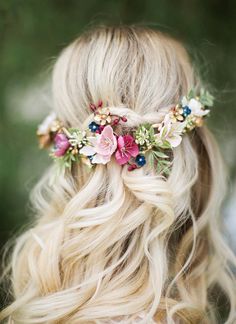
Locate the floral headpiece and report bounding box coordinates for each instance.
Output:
[37,89,214,174]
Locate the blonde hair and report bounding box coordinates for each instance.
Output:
[1,25,236,323]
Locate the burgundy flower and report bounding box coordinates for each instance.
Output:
[115,135,139,165]
[54,133,70,157]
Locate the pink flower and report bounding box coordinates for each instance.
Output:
[115,135,139,165]
[54,133,70,157]
[80,125,117,164]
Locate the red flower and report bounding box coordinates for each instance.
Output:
[115,135,139,165]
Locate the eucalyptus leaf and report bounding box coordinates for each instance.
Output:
[157,140,172,149]
[153,150,169,159]
[149,125,155,137]
[148,152,155,168]
[200,89,214,107]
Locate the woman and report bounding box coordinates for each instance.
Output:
[1,25,236,323]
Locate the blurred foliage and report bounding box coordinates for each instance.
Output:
[0,0,236,255]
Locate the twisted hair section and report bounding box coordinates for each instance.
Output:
[1,26,236,323]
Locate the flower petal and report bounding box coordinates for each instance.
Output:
[88,136,98,147]
[193,108,210,117]
[79,145,96,156]
[187,98,208,116]
[115,150,130,165]
[101,125,114,138]
[94,115,101,122]
[168,135,182,148]
[54,133,70,156]
[96,125,117,155]
[38,112,57,135]
[117,136,125,149]
[92,153,111,164]
[129,143,139,157]
[171,121,186,135]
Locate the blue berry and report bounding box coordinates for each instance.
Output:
[89,121,100,132]
[135,154,146,167]
[88,155,95,164]
[182,106,191,117]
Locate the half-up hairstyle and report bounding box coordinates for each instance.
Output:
[1,25,236,323]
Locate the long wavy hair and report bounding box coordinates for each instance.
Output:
[1,25,236,324]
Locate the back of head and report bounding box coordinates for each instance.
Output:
[1,25,236,323]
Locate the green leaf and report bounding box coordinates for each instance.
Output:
[156,159,171,175]
[152,150,169,159]
[149,125,155,137]
[156,140,172,149]
[160,160,171,165]
[187,89,196,99]
[68,127,78,132]
[199,89,214,107]
[148,152,155,168]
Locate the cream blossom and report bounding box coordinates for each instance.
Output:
[155,114,186,148]
[181,96,210,117]
[37,112,57,135]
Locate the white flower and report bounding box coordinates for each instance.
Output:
[156,114,186,148]
[37,112,57,135]
[181,96,210,117]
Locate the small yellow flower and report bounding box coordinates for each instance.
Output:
[94,107,112,125]
[172,106,184,122]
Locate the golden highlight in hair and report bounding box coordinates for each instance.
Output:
[1,26,236,323]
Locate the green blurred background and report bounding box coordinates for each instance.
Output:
[0,0,236,272]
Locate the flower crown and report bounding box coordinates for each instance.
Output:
[37,89,214,174]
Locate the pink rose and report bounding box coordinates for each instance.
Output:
[54,133,70,157]
[115,135,139,165]
[80,125,117,164]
